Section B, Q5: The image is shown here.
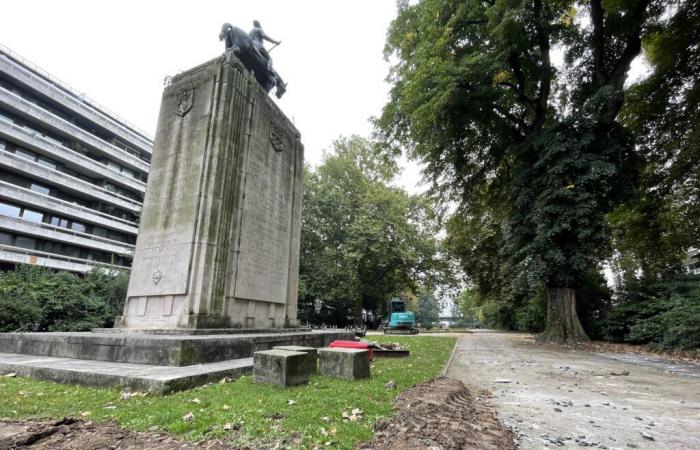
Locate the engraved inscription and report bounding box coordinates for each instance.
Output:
[234,127,295,304]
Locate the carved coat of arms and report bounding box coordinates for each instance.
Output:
[175,89,195,117]
[269,121,287,152]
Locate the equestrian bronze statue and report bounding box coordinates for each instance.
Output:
[219,21,287,99]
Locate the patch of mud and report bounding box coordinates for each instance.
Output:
[359,377,516,450]
[0,417,240,449]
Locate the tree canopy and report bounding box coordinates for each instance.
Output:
[377,0,696,342]
[298,136,447,326]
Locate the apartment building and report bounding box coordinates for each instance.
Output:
[0,45,152,272]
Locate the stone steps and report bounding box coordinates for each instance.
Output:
[0,352,253,394]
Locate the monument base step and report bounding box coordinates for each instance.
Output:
[0,330,354,367]
[0,352,253,394]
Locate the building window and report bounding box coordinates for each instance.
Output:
[21,209,44,223]
[15,236,36,249]
[37,157,57,169]
[0,202,21,218]
[0,231,12,245]
[30,183,50,195]
[92,226,107,238]
[14,148,36,161]
[70,221,86,233]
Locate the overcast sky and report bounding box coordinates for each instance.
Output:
[1,0,426,191]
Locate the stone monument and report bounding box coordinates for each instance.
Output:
[115,50,302,331]
[0,39,354,392]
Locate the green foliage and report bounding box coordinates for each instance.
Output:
[0,265,128,332]
[0,336,457,449]
[602,276,700,349]
[416,289,440,327]
[378,0,689,342]
[299,136,447,326]
[613,1,700,282]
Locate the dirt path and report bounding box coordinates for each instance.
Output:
[0,417,239,449]
[446,331,700,449]
[361,377,516,450]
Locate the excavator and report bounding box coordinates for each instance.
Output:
[383,298,418,335]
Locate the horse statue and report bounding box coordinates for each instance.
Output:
[219,23,287,99]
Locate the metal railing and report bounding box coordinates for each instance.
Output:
[0,45,153,151]
[0,243,130,271]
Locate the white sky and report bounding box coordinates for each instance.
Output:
[1,0,426,192]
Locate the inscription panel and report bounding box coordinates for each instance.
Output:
[127,70,215,297]
[233,112,297,304]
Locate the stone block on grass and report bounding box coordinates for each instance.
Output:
[318,348,370,380]
[273,345,318,373]
[253,349,309,387]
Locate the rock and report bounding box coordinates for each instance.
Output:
[495,379,512,383]
[384,380,397,390]
[554,408,562,412]
[640,432,655,441]
[611,370,630,376]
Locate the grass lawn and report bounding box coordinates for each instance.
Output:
[0,335,456,449]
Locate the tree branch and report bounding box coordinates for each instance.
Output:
[590,0,607,86]
[608,0,650,90]
[533,0,553,130]
[506,53,537,117]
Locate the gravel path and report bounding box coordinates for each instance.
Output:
[446,331,700,449]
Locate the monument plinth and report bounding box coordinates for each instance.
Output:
[0,52,355,393]
[116,53,303,330]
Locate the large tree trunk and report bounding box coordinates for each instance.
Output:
[538,288,589,345]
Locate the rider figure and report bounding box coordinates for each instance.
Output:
[249,20,280,70]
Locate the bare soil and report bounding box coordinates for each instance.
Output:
[359,377,517,450]
[0,417,241,450]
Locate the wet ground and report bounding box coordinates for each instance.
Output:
[446,331,700,449]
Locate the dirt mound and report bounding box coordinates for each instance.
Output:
[360,377,516,450]
[0,417,239,450]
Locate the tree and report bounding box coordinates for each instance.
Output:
[378,0,673,343]
[298,136,445,326]
[612,1,700,283]
[416,289,440,328]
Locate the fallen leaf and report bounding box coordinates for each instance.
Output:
[287,399,297,405]
[80,411,91,417]
[222,404,231,410]
[321,416,331,422]
[223,423,232,431]
[192,398,201,404]
[182,412,195,422]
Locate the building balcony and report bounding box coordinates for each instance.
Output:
[0,215,133,256]
[0,51,152,156]
[0,180,138,235]
[0,118,146,193]
[0,86,149,173]
[0,150,141,214]
[0,244,129,273]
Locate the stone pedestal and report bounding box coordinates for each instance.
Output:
[319,348,370,380]
[253,349,309,387]
[115,53,303,331]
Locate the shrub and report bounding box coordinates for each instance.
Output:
[602,275,700,349]
[0,265,128,332]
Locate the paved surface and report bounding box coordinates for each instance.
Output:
[447,331,700,450]
[0,352,252,393]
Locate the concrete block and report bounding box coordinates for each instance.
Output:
[253,349,309,387]
[318,348,370,380]
[273,345,318,373]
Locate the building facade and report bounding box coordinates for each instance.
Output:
[0,45,152,272]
